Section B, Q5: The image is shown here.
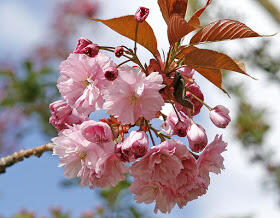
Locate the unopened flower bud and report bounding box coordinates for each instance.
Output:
[114,46,124,58]
[187,123,208,153]
[49,100,85,131]
[210,105,231,128]
[135,7,149,22]
[81,44,99,58]
[104,67,118,81]
[81,121,113,143]
[115,131,149,162]
[74,37,92,53]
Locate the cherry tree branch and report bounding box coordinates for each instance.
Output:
[0,143,54,174]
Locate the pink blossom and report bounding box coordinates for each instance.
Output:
[187,123,208,153]
[129,139,209,213]
[161,111,191,136]
[49,100,87,131]
[197,135,227,175]
[115,131,149,162]
[52,121,128,188]
[135,7,149,22]
[173,153,205,208]
[104,67,118,81]
[79,153,128,189]
[57,53,115,115]
[129,139,184,184]
[103,65,165,124]
[210,105,231,128]
[129,180,175,213]
[73,37,92,54]
[175,82,204,116]
[114,46,124,58]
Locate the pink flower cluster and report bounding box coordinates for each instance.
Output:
[130,136,226,213]
[50,5,231,212]
[53,120,128,188]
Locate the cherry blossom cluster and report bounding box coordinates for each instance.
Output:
[50,7,230,213]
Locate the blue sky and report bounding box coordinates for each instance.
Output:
[1,0,280,217]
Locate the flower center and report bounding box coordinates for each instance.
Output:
[83,78,94,88]
[128,93,139,105]
[79,151,87,160]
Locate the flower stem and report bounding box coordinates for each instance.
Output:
[149,125,171,142]
[145,120,156,146]
[190,93,212,110]
[134,22,139,54]
[0,143,54,174]
[117,59,131,68]
[169,100,182,122]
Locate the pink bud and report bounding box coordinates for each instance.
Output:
[210,105,231,128]
[114,46,124,58]
[81,44,99,58]
[115,131,149,162]
[135,7,149,22]
[73,37,92,53]
[104,67,118,81]
[49,100,86,131]
[81,121,113,143]
[187,123,208,153]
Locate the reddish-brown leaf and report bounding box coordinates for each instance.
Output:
[158,0,188,24]
[158,0,169,24]
[180,46,254,91]
[183,46,252,76]
[193,67,227,93]
[176,45,196,59]
[167,14,198,45]
[92,15,158,55]
[170,0,188,19]
[190,19,262,45]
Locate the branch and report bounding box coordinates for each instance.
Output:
[256,0,280,24]
[0,143,54,174]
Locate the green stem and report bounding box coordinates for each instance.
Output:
[145,120,156,146]
[190,93,212,110]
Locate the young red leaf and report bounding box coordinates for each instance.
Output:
[170,0,188,19]
[183,46,253,77]
[190,19,263,45]
[167,14,199,45]
[158,0,188,24]
[193,67,227,93]
[179,46,255,92]
[158,0,170,24]
[92,15,158,55]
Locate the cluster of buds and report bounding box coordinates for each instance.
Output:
[49,1,262,213]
